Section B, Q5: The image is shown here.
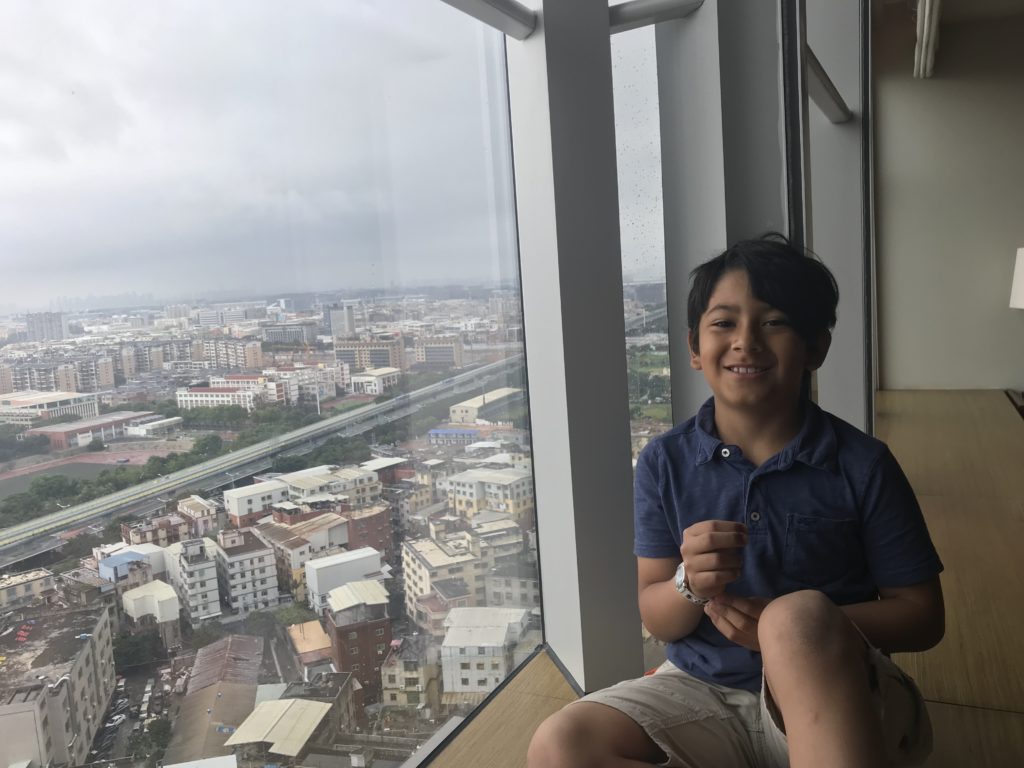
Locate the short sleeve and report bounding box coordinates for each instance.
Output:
[860,448,944,587]
[633,440,682,559]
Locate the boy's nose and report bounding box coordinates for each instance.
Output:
[732,324,763,352]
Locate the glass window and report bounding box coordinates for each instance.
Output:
[0,0,538,756]
[612,25,673,447]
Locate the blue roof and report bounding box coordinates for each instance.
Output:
[102,551,146,568]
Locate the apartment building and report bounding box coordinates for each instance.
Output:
[213,529,279,617]
[200,339,263,370]
[486,560,541,610]
[333,335,406,371]
[412,336,464,369]
[254,512,348,602]
[380,634,441,714]
[164,538,221,626]
[324,580,391,703]
[439,606,534,709]
[305,547,389,612]
[223,479,289,527]
[25,311,64,342]
[121,513,191,547]
[177,495,223,537]
[0,569,55,611]
[446,467,535,527]
[276,464,382,507]
[0,607,115,768]
[402,515,523,623]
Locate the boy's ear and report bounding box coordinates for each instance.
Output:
[805,330,832,371]
[688,330,702,371]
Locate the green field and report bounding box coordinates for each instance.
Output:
[0,462,111,501]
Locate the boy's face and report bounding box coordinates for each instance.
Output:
[689,269,827,415]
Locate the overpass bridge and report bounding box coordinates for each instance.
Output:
[0,356,522,563]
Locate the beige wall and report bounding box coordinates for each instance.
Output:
[874,11,1024,388]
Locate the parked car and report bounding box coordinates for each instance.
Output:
[111,699,129,715]
[105,714,126,729]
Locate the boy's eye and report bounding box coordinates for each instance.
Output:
[709,319,733,328]
[763,317,789,327]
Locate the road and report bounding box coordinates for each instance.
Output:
[0,356,521,560]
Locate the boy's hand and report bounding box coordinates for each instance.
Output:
[680,520,747,599]
[704,594,770,651]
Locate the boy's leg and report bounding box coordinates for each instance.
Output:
[757,590,884,768]
[528,664,761,768]
[527,702,668,768]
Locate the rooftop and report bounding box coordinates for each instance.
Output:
[217,530,271,557]
[187,635,264,694]
[360,456,409,472]
[307,546,381,570]
[25,410,154,433]
[0,390,94,407]
[326,580,389,613]
[163,682,256,766]
[0,608,104,696]
[0,569,52,589]
[223,698,332,756]
[452,387,522,409]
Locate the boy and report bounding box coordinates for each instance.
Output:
[527,235,944,768]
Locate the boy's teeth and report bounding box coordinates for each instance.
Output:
[731,366,762,373]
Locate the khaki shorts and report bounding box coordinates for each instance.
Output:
[575,649,932,768]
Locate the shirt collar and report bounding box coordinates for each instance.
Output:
[693,397,838,472]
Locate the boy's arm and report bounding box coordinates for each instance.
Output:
[839,576,945,654]
[637,556,705,643]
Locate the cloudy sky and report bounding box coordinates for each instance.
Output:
[0,1,663,313]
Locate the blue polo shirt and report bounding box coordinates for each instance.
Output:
[634,398,943,693]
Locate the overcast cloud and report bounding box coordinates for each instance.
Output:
[0,1,663,313]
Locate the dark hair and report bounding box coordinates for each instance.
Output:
[687,233,839,351]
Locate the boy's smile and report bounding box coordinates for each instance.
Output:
[689,270,824,415]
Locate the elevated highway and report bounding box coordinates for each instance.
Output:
[0,356,521,562]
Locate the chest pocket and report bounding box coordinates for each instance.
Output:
[783,513,859,587]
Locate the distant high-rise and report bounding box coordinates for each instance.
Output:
[329,305,357,338]
[25,311,64,342]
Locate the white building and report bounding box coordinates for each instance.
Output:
[448,387,523,424]
[175,387,260,412]
[349,366,401,395]
[440,606,533,705]
[0,390,99,426]
[122,580,182,649]
[0,568,54,610]
[213,529,279,616]
[277,465,382,507]
[254,512,349,603]
[305,547,390,612]
[177,495,223,537]
[164,538,221,626]
[223,480,289,527]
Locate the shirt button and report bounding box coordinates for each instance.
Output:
[750,511,761,522]
[720,448,731,458]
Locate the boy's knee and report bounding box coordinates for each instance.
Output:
[527,708,589,768]
[758,590,858,661]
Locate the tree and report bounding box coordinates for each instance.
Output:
[87,437,106,452]
[189,622,227,648]
[113,630,165,671]
[147,718,171,749]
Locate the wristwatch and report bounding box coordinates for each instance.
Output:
[674,561,709,606]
